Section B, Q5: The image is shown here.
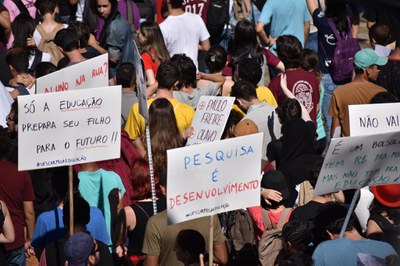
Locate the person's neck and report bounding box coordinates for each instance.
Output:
[80,162,100,172]
[67,225,87,235]
[78,48,88,54]
[352,74,369,84]
[343,229,365,240]
[41,14,57,25]
[250,98,261,106]
[121,87,134,92]
[168,7,185,16]
[67,50,86,63]
[312,195,334,204]
[155,88,174,99]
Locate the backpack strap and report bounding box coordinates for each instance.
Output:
[36,24,48,39]
[261,208,292,230]
[30,49,43,72]
[369,214,395,231]
[327,17,353,41]
[276,208,292,228]
[12,0,30,16]
[261,208,272,230]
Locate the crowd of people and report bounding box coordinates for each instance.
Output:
[0,0,400,265]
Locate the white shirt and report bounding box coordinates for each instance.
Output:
[160,12,210,69]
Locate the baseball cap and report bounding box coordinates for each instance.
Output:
[234,119,259,137]
[354,48,388,69]
[64,232,94,266]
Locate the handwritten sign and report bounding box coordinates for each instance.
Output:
[349,103,400,136]
[167,133,263,224]
[36,54,109,94]
[18,86,121,170]
[186,96,235,146]
[314,131,400,196]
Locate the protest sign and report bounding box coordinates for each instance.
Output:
[167,133,263,224]
[18,86,121,170]
[186,96,235,146]
[314,131,400,196]
[36,54,109,94]
[349,103,400,136]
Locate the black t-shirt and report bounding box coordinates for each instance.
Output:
[363,7,400,44]
[377,58,400,99]
[289,200,324,223]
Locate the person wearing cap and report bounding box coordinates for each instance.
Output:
[329,48,387,137]
[367,184,400,254]
[312,202,397,266]
[230,80,281,169]
[64,232,100,266]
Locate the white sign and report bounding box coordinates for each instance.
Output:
[186,96,235,146]
[314,131,400,196]
[36,54,109,94]
[167,133,263,224]
[349,103,400,136]
[18,86,121,170]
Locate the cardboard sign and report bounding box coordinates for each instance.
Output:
[186,96,235,146]
[314,131,400,196]
[349,103,400,136]
[167,133,263,224]
[36,54,109,94]
[18,86,121,170]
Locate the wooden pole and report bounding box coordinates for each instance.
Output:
[69,165,74,236]
[208,216,214,266]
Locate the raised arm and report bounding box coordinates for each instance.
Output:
[280,74,312,122]
[306,0,318,16]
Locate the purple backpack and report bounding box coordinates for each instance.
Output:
[327,18,360,84]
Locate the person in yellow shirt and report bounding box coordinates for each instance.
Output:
[124,60,195,140]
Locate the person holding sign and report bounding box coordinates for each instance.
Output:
[171,54,224,109]
[125,60,195,141]
[329,48,387,137]
[230,80,280,168]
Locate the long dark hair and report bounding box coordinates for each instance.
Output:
[139,21,170,64]
[325,0,350,35]
[144,98,183,171]
[11,14,36,56]
[98,0,119,46]
[231,19,264,68]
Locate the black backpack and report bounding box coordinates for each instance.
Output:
[369,214,400,254]
[206,0,229,40]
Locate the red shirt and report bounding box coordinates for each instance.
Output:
[0,161,35,250]
[268,68,320,125]
[142,49,160,77]
[182,0,210,22]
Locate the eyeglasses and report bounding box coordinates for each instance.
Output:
[6,115,14,122]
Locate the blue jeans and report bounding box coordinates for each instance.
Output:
[305,31,318,53]
[321,73,339,144]
[6,247,25,266]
